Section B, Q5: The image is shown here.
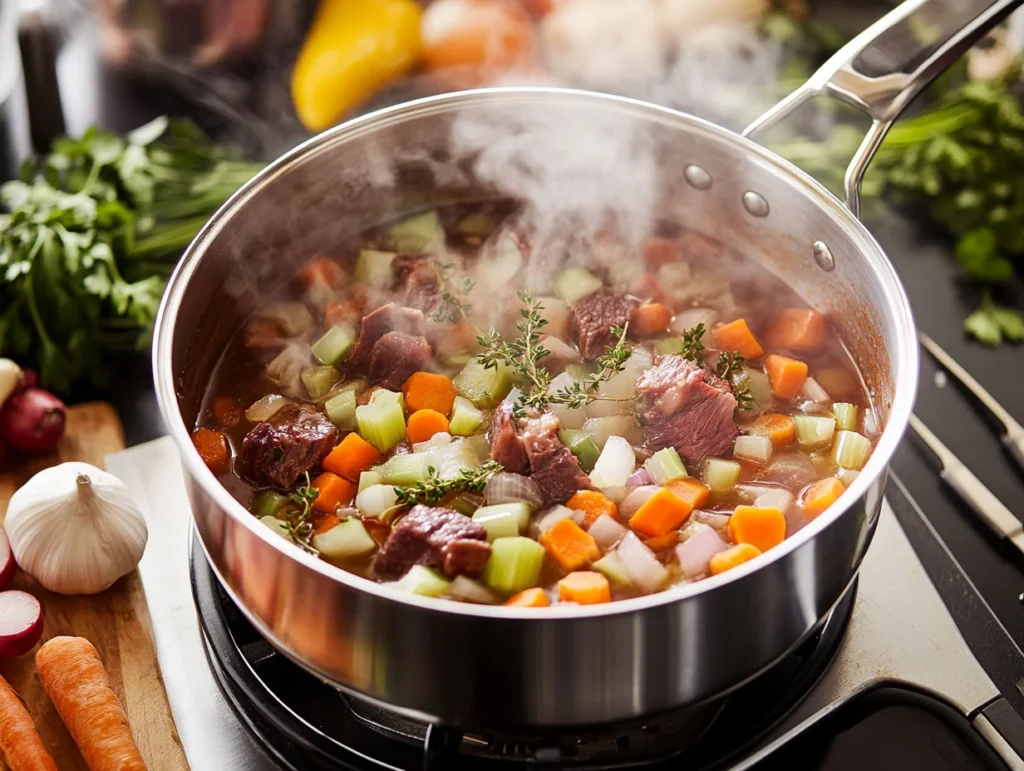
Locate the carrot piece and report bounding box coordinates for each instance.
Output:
[767,308,827,353]
[539,519,601,572]
[402,372,458,415]
[325,301,359,328]
[748,413,797,448]
[0,674,58,771]
[311,472,356,514]
[244,317,283,348]
[643,236,682,267]
[666,478,711,510]
[630,303,673,336]
[728,506,787,552]
[764,354,808,399]
[314,512,343,535]
[566,490,618,527]
[191,427,231,475]
[296,256,345,289]
[212,396,243,428]
[35,637,146,771]
[406,409,451,444]
[802,477,845,519]
[709,543,761,575]
[630,488,693,538]
[558,571,612,605]
[506,587,551,607]
[323,432,383,481]
[644,531,680,551]
[712,318,764,360]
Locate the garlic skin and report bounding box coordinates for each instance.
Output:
[0,358,21,410]
[4,462,148,595]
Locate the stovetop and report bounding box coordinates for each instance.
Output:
[107,439,1024,771]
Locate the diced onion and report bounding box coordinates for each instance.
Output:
[449,576,501,604]
[671,307,719,335]
[485,473,544,509]
[537,296,570,339]
[620,485,661,518]
[531,505,580,536]
[862,408,880,437]
[588,514,627,550]
[617,532,669,593]
[265,342,312,393]
[676,525,727,579]
[589,436,636,490]
[312,519,377,560]
[548,372,586,430]
[413,433,453,452]
[356,485,399,519]
[540,334,581,364]
[691,510,731,532]
[755,487,794,512]
[245,394,292,422]
[584,416,641,448]
[259,301,314,336]
[799,377,831,404]
[626,468,653,487]
[733,435,773,465]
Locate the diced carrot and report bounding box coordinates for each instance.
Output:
[506,587,550,607]
[764,354,808,399]
[311,472,356,514]
[325,301,359,328]
[212,396,243,428]
[558,571,611,605]
[296,257,345,289]
[767,308,827,352]
[816,365,857,398]
[406,409,451,444]
[748,413,796,448]
[709,543,761,575]
[630,303,673,336]
[314,512,342,535]
[644,531,680,552]
[643,236,682,267]
[323,432,383,481]
[566,490,618,527]
[666,478,711,510]
[192,428,231,475]
[403,372,458,416]
[712,319,764,360]
[244,318,283,348]
[728,506,786,552]
[629,488,694,538]
[539,519,601,572]
[802,477,845,519]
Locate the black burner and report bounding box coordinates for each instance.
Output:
[191,532,855,771]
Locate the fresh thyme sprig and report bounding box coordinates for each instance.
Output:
[547,324,632,411]
[430,261,476,324]
[680,323,706,364]
[283,472,320,554]
[717,351,754,411]
[394,461,502,507]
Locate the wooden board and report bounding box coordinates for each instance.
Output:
[0,403,190,771]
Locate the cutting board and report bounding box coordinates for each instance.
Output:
[0,403,189,771]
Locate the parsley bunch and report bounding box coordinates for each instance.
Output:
[0,117,261,391]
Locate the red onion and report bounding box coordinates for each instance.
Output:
[617,532,669,592]
[626,468,652,488]
[691,510,731,532]
[676,525,727,578]
[485,473,544,509]
[0,388,66,455]
[588,514,626,550]
[620,485,660,518]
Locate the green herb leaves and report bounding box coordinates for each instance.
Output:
[394,460,502,507]
[964,292,1024,346]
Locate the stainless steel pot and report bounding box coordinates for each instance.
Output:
[154,0,1018,730]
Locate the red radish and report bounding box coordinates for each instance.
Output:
[0,529,14,592]
[0,591,44,656]
[0,387,66,455]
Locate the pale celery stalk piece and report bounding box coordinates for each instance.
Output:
[553,266,603,305]
[472,502,532,540]
[482,537,546,594]
[793,414,837,450]
[358,471,383,493]
[559,429,601,472]
[301,365,341,401]
[833,402,859,432]
[260,515,290,539]
[325,389,357,431]
[386,210,444,253]
[372,454,429,485]
[702,458,740,494]
[832,430,873,470]
[449,395,486,435]
[356,389,406,452]
[453,357,514,409]
[394,565,451,598]
[644,447,688,485]
[592,551,632,587]
[311,324,355,366]
[312,519,376,560]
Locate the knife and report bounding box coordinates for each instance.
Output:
[908,413,1024,556]
[920,333,1024,475]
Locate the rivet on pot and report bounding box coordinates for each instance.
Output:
[684,164,712,190]
[742,191,769,217]
[813,240,836,272]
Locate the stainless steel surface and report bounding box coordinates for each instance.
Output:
[743,0,1024,216]
[974,714,1024,770]
[920,332,1024,475]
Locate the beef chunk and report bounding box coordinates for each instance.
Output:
[349,304,425,368]
[522,413,592,504]
[240,404,337,488]
[392,254,441,312]
[375,505,491,578]
[569,292,640,361]
[489,403,530,475]
[637,355,738,463]
[368,332,432,390]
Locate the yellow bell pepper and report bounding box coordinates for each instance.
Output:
[291,0,423,133]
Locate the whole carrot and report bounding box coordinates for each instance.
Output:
[0,673,57,771]
[35,636,147,771]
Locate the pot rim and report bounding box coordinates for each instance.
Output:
[153,86,919,621]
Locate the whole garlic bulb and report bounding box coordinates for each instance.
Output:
[4,462,148,595]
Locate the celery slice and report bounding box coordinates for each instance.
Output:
[325,389,357,431]
[644,447,688,485]
[449,396,486,435]
[394,565,451,598]
[837,467,860,488]
[354,249,397,289]
[453,357,514,409]
[301,365,341,401]
[356,389,406,452]
[358,471,383,493]
[312,519,377,560]
[592,552,632,588]
[472,503,532,540]
[832,430,872,470]
[373,453,429,485]
[654,337,684,355]
[553,267,603,305]
[793,414,837,450]
[702,458,740,494]
[559,429,601,472]
[833,402,859,432]
[259,515,290,539]
[311,325,355,366]
[456,212,498,239]
[386,210,444,253]
[482,537,546,594]
[252,491,287,519]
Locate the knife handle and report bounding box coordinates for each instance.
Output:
[941,464,1022,541]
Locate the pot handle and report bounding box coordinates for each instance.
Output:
[743,0,1024,217]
